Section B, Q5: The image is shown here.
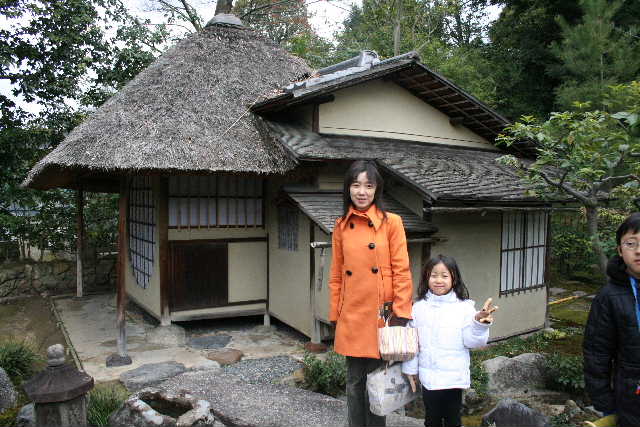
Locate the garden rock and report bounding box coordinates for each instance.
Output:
[189,359,221,371]
[15,403,34,427]
[146,325,187,346]
[482,353,546,395]
[120,362,186,392]
[562,399,584,418]
[206,349,243,366]
[549,287,566,296]
[482,398,551,427]
[462,388,487,415]
[109,388,218,427]
[189,334,231,349]
[0,367,17,414]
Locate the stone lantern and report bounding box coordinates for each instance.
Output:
[23,344,94,427]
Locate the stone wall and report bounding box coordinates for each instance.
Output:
[0,255,116,298]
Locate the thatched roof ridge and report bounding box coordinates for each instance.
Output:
[24,23,311,190]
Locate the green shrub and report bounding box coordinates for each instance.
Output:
[87,383,129,426]
[301,350,346,397]
[0,339,41,385]
[470,356,488,397]
[544,353,585,395]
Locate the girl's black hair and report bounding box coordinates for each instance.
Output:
[341,160,387,219]
[616,212,640,245]
[417,254,469,301]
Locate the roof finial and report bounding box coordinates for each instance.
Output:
[206,13,244,28]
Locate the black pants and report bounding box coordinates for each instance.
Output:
[346,356,386,426]
[421,387,462,427]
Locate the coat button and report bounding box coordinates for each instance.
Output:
[350,223,355,229]
[346,270,352,276]
[368,221,373,227]
[368,243,375,249]
[371,267,378,274]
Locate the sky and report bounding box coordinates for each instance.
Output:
[129,0,360,39]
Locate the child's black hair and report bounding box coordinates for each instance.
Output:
[417,254,469,301]
[341,160,387,220]
[616,212,640,245]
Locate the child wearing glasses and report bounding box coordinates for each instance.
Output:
[402,255,497,427]
[584,213,640,427]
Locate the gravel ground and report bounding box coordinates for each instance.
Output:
[222,355,303,384]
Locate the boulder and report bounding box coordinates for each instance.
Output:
[0,367,17,414]
[482,353,546,395]
[15,403,34,427]
[482,399,551,427]
[108,388,218,427]
[146,325,187,347]
[206,349,244,366]
[462,388,487,415]
[120,362,186,392]
[188,334,231,350]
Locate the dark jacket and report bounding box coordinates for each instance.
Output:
[583,255,640,427]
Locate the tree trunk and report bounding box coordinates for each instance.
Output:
[393,0,403,56]
[215,0,233,15]
[585,206,608,275]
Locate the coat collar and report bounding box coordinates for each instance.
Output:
[340,204,383,231]
[425,290,458,304]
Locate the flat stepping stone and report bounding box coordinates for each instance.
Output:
[158,371,422,426]
[549,287,567,296]
[188,334,231,349]
[207,349,244,366]
[120,361,186,391]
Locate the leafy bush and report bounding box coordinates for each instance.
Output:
[0,339,41,385]
[87,383,129,426]
[544,353,585,395]
[301,350,346,397]
[470,357,488,396]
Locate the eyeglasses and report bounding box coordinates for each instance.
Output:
[621,240,640,251]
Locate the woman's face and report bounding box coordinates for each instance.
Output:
[428,262,453,296]
[349,171,376,211]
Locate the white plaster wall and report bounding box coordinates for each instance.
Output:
[267,182,312,337]
[125,179,161,319]
[319,79,497,150]
[430,212,546,339]
[228,241,268,302]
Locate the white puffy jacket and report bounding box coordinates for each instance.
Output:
[401,290,490,390]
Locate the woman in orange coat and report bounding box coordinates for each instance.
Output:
[328,160,413,427]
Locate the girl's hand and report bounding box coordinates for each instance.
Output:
[475,298,498,323]
[404,374,418,392]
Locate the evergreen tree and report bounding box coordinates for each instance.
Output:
[551,0,640,110]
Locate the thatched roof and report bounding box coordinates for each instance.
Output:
[24,20,311,191]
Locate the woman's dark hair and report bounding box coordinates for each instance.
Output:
[616,212,640,245]
[342,160,386,219]
[417,254,469,301]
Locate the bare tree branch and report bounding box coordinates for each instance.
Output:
[240,0,304,19]
[536,168,595,206]
[596,174,640,191]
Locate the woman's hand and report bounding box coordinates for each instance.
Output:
[475,298,498,324]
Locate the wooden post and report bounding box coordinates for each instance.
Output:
[158,177,171,326]
[106,179,132,367]
[76,189,84,298]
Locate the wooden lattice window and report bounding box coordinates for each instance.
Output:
[500,212,548,295]
[128,177,156,289]
[168,175,263,228]
[278,204,298,251]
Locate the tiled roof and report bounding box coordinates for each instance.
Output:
[286,192,437,234]
[268,121,546,203]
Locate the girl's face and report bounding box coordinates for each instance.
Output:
[428,262,453,296]
[349,171,376,211]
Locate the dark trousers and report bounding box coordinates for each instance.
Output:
[421,387,462,427]
[346,356,386,426]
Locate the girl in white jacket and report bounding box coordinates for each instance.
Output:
[402,255,497,427]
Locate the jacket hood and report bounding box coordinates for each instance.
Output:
[607,255,629,286]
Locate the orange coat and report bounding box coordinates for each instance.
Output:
[328,204,413,358]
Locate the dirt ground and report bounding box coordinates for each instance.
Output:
[0,296,66,360]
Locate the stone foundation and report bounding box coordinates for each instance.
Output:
[0,256,116,298]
